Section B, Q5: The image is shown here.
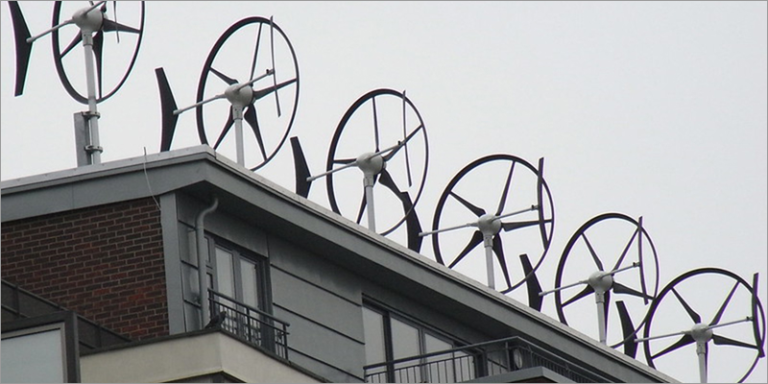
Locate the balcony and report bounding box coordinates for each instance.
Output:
[363,335,612,383]
[207,289,290,360]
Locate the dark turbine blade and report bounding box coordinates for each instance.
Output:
[712,334,759,350]
[616,300,638,358]
[671,287,702,324]
[213,109,235,149]
[581,232,604,271]
[9,1,33,96]
[491,236,512,289]
[448,231,484,269]
[93,30,104,98]
[520,254,543,311]
[244,104,268,160]
[101,18,141,34]
[155,68,179,152]
[290,137,311,198]
[613,282,654,301]
[652,334,695,359]
[449,191,486,217]
[496,161,515,216]
[710,280,739,326]
[562,285,595,307]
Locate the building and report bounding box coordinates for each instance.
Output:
[1,145,678,382]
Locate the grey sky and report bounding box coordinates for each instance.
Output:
[2,2,766,382]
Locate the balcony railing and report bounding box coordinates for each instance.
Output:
[208,289,290,359]
[364,335,612,383]
[2,279,131,351]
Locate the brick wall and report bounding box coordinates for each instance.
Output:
[1,197,168,340]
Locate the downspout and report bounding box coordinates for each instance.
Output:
[196,197,218,328]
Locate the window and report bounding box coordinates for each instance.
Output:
[362,303,475,383]
[180,229,269,331]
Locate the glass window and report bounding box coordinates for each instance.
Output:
[215,247,235,298]
[1,328,64,383]
[240,259,259,309]
[363,307,387,365]
[181,234,269,332]
[363,303,469,383]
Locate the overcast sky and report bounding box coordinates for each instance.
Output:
[2,1,766,382]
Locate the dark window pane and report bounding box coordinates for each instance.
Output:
[362,307,387,366]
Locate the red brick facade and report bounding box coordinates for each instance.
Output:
[1,197,168,341]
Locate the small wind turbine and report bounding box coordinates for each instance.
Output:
[8,1,145,165]
[156,16,299,171]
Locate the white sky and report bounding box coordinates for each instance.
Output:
[2,1,766,383]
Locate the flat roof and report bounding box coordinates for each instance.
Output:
[1,145,678,383]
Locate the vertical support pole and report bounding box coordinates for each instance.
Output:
[484,235,495,290]
[81,30,102,164]
[596,291,607,344]
[232,105,245,166]
[697,342,707,383]
[364,175,376,231]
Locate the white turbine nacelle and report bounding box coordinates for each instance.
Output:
[72,4,105,34]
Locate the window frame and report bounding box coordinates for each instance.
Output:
[180,229,271,331]
[362,300,472,382]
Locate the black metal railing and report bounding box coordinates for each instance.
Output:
[363,335,612,383]
[208,289,290,359]
[1,279,131,351]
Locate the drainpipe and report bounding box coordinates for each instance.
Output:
[196,197,218,328]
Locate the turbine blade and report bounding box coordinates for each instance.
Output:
[60,32,83,58]
[290,137,311,198]
[209,66,238,85]
[651,334,695,359]
[536,157,550,248]
[712,334,759,350]
[401,192,423,252]
[611,226,639,271]
[449,191,486,217]
[671,287,702,324]
[244,104,267,160]
[155,67,179,151]
[213,109,235,149]
[562,285,595,307]
[496,161,515,216]
[378,169,401,195]
[613,282,654,301]
[581,232,604,271]
[252,78,297,100]
[401,90,412,187]
[249,21,263,80]
[355,188,367,225]
[372,96,380,152]
[616,301,638,358]
[93,30,104,97]
[520,254,543,311]
[9,1,33,96]
[491,236,512,289]
[502,219,551,232]
[710,280,739,326]
[383,124,423,161]
[448,231,484,269]
[100,18,140,34]
[269,16,281,117]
